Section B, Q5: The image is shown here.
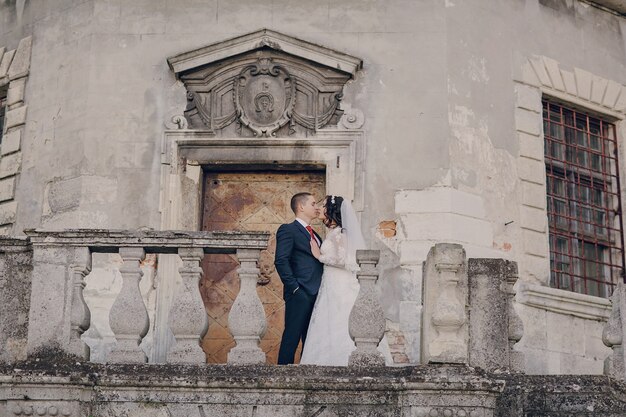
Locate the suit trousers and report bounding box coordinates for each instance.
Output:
[277,289,317,365]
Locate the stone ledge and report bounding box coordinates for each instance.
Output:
[516,282,611,320]
[23,228,270,253]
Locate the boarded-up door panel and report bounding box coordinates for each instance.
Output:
[200,171,325,364]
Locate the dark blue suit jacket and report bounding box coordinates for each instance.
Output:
[274,220,324,299]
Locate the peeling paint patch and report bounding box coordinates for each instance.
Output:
[464,56,489,83]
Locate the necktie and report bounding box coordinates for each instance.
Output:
[306,225,319,246]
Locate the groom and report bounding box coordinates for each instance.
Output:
[274,192,324,365]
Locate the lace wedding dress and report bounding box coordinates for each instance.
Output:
[300,226,393,366]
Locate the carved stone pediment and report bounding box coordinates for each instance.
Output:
[167,29,363,137]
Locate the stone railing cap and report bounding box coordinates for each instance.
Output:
[23,229,269,253]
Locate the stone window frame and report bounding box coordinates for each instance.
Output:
[514,55,626,319]
[0,36,32,235]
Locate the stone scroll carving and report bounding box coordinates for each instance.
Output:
[168,30,363,137]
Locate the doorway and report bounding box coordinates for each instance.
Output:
[200,168,326,364]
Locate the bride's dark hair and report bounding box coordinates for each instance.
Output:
[323,195,344,228]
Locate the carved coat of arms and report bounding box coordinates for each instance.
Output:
[235,58,296,137]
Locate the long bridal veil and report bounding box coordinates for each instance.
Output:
[340,199,366,272]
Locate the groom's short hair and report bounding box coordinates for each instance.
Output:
[291,192,312,214]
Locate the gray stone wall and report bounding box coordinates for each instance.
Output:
[0,0,620,235]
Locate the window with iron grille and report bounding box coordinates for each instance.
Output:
[543,98,624,298]
[0,88,6,145]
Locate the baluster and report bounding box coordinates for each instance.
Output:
[348,250,386,367]
[108,247,149,363]
[227,249,267,364]
[505,261,525,372]
[167,247,208,363]
[68,247,92,360]
[426,243,468,364]
[603,281,625,379]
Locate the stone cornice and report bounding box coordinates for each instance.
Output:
[516,282,612,321]
[167,29,363,78]
[584,0,626,16]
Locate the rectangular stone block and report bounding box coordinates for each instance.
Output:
[520,205,547,233]
[543,56,565,92]
[468,259,509,371]
[574,68,593,101]
[0,200,17,225]
[26,262,71,356]
[400,212,493,248]
[0,152,21,178]
[561,69,577,96]
[529,57,551,87]
[518,132,543,161]
[518,157,546,185]
[515,108,542,136]
[6,78,26,107]
[522,229,549,257]
[520,254,550,286]
[522,182,548,210]
[515,84,541,113]
[7,36,32,80]
[584,319,612,360]
[1,129,21,156]
[603,80,622,108]
[615,86,626,113]
[546,313,586,356]
[4,105,27,130]
[394,187,486,218]
[0,177,16,202]
[590,75,608,105]
[0,49,15,80]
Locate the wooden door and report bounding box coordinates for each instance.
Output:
[200,170,325,364]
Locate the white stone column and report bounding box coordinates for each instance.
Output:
[348,250,386,367]
[167,247,208,363]
[603,281,625,379]
[108,247,149,363]
[505,261,525,372]
[67,247,92,360]
[422,243,468,364]
[227,249,266,364]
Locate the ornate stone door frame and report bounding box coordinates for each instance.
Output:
[152,129,364,362]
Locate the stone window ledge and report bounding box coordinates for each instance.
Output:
[516,282,611,321]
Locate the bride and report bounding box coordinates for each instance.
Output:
[300,195,392,366]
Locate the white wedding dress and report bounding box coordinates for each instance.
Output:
[300,226,393,366]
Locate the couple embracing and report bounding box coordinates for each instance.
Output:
[274,192,392,366]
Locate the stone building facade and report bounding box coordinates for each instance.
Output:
[0,0,625,382]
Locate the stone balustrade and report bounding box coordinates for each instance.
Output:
[22,229,269,365]
[421,243,525,371]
